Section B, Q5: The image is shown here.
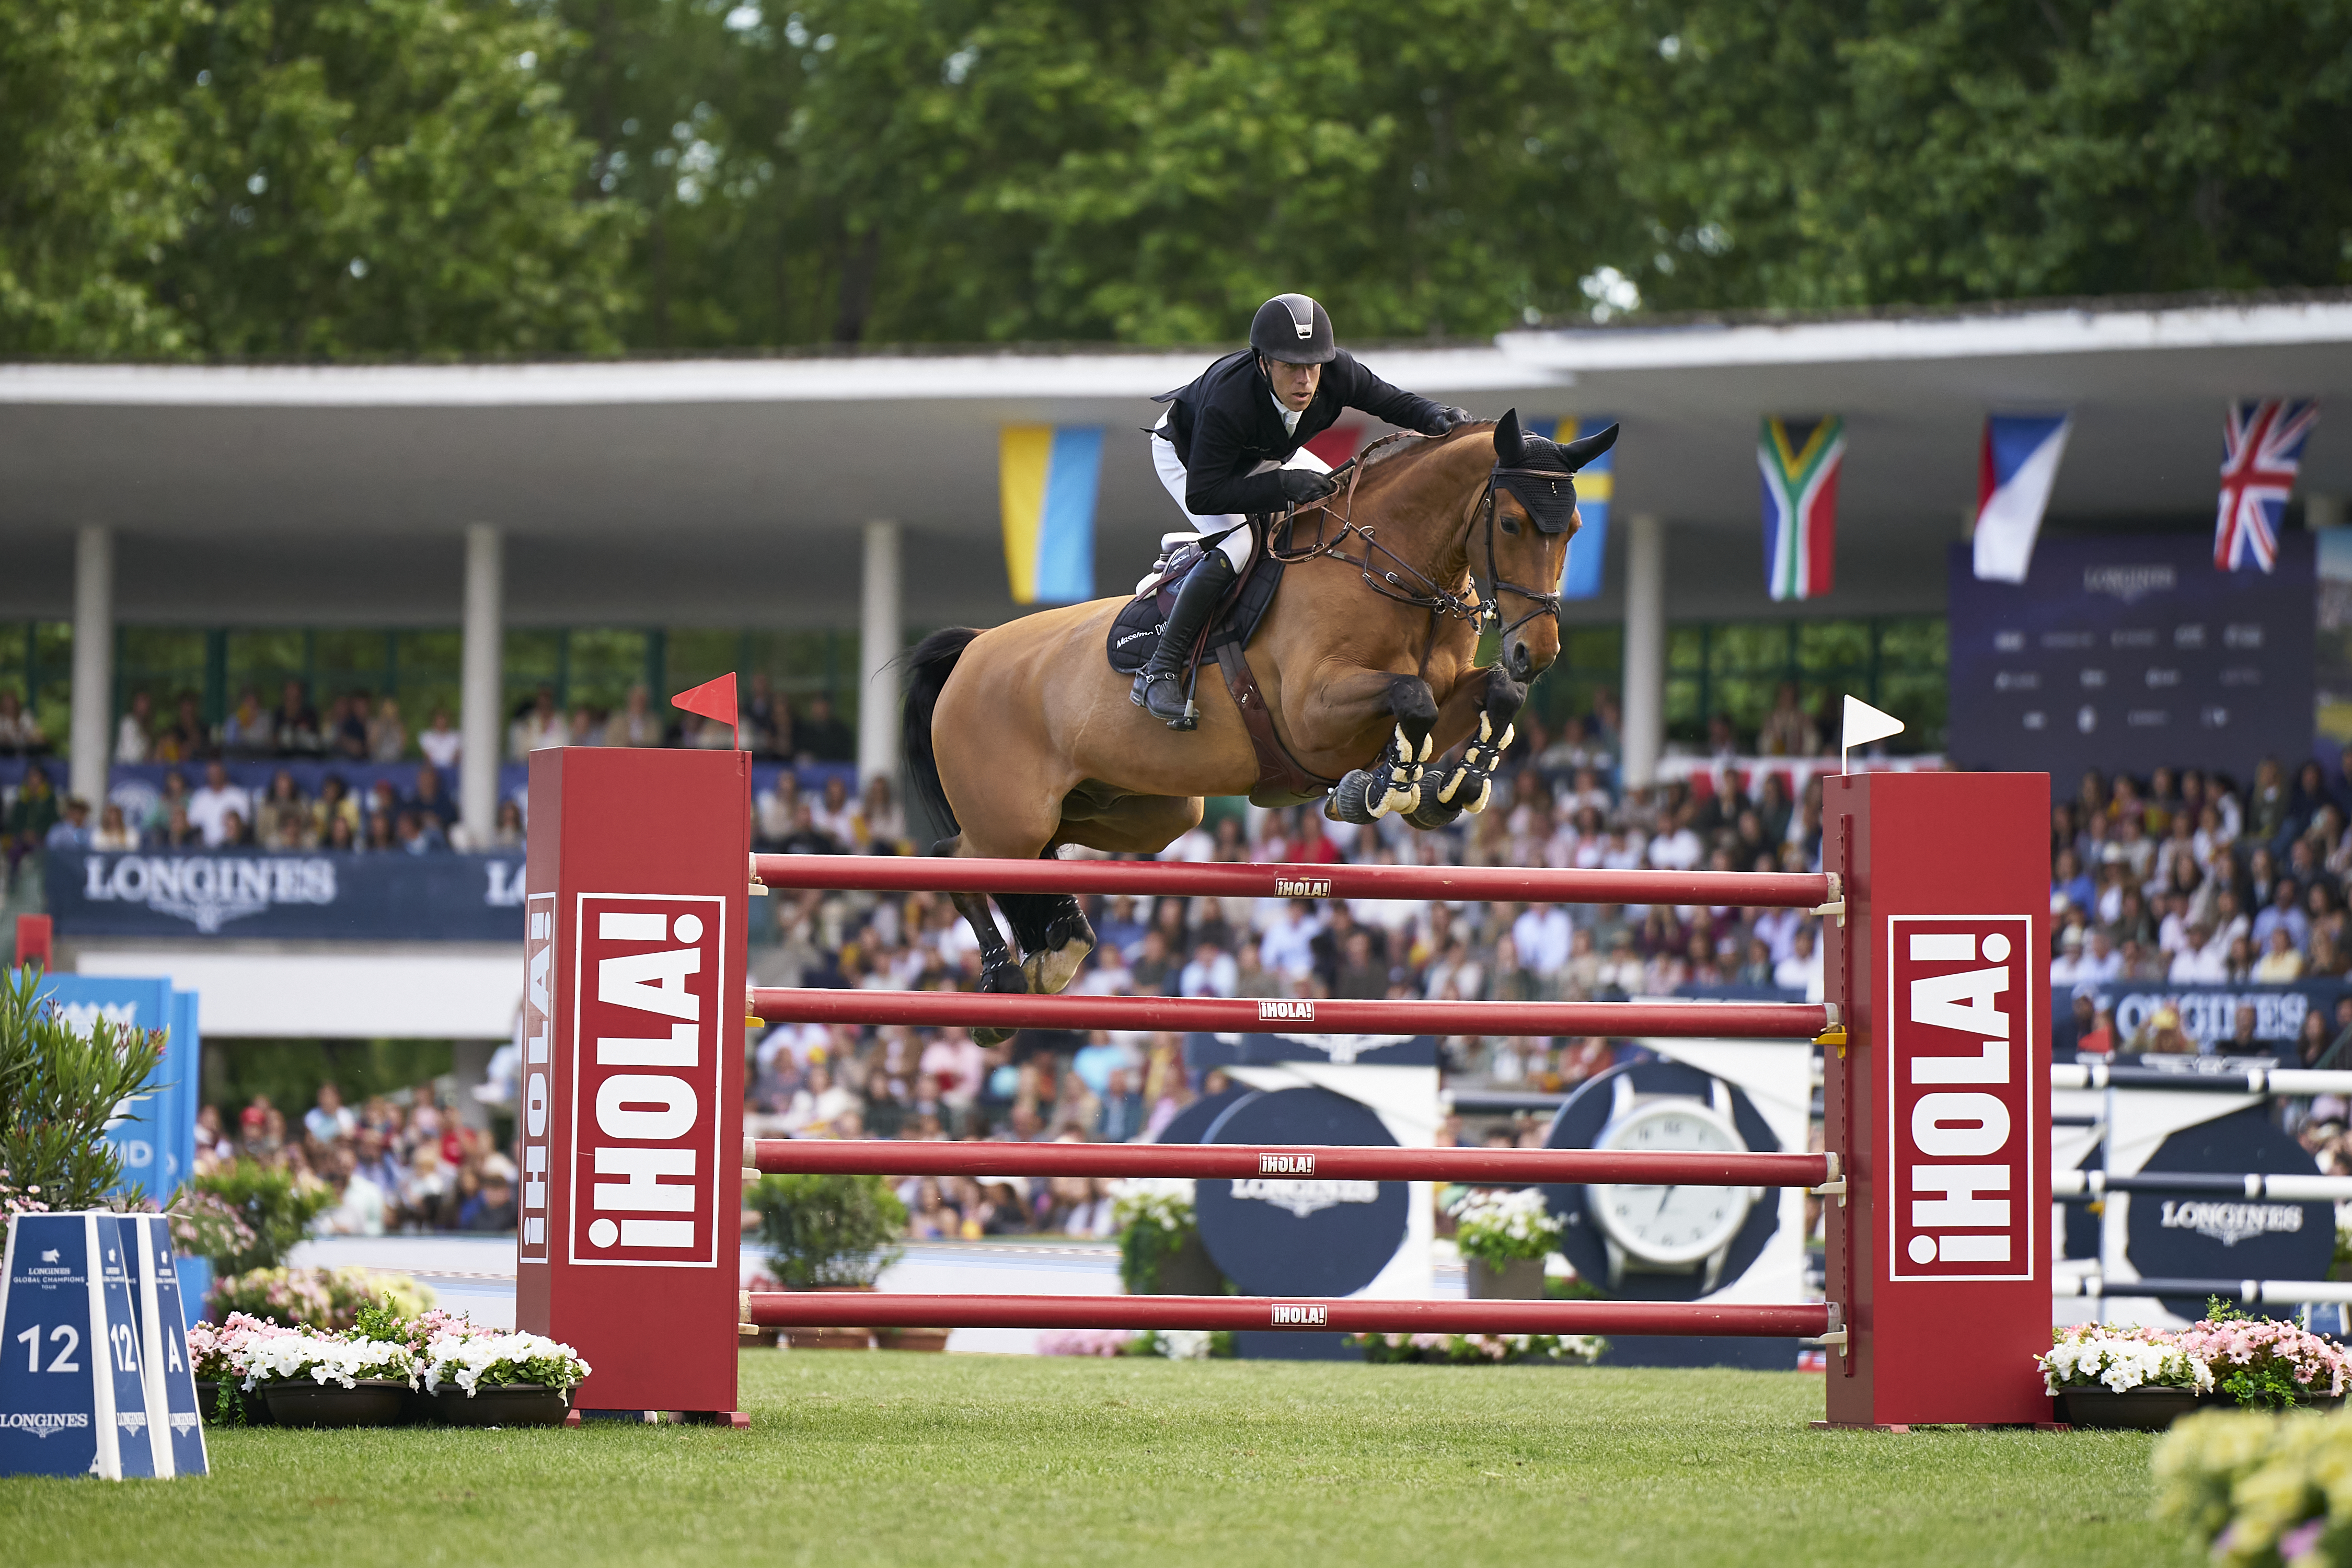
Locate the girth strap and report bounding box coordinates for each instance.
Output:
[1214,642,1339,805]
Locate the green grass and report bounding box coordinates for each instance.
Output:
[4,1353,2183,1567]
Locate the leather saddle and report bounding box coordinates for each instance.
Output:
[1104,524,1337,806]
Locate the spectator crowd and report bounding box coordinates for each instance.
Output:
[194,1082,520,1240]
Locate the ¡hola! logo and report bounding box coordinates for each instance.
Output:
[568,893,727,1269]
[1887,915,2036,1283]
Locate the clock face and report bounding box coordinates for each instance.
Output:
[1588,1100,1755,1267]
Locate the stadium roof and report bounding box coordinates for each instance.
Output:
[3,292,2348,629]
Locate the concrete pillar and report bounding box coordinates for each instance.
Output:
[68,525,113,809]
[459,525,504,847]
[1620,512,1666,790]
[858,520,902,783]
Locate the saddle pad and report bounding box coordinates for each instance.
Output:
[1105,546,1286,677]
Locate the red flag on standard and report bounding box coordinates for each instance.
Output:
[672,672,739,747]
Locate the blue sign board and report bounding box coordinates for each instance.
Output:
[2062,980,2352,1055]
[47,848,526,942]
[0,1212,203,1479]
[1191,1088,1411,1300]
[34,975,199,1203]
[1947,533,2316,778]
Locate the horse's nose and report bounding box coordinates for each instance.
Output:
[1508,641,1534,680]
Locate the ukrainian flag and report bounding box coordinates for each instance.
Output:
[999,425,1104,603]
[1532,416,1615,599]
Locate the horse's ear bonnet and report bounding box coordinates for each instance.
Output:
[1559,422,1620,472]
[1494,407,1526,466]
[1491,406,1599,535]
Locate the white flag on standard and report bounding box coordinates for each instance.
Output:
[1841,695,1904,773]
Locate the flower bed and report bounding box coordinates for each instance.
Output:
[188,1295,588,1428]
[1351,1331,1605,1366]
[422,1331,591,1398]
[2041,1303,2349,1413]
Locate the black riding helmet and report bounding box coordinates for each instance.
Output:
[1249,293,1336,365]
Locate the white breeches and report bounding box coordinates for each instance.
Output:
[1150,414,1331,570]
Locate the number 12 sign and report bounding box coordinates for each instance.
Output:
[0,1212,206,1479]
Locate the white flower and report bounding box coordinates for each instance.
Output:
[1449,1186,1564,1263]
[423,1330,591,1395]
[239,1330,417,1391]
[1151,1329,1213,1361]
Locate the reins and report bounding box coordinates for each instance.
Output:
[1270,442,1565,647]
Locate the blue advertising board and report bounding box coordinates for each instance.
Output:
[0,1213,204,1479]
[2061,979,2352,1055]
[33,975,198,1204]
[46,848,526,942]
[1947,533,2316,778]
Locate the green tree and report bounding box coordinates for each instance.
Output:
[0,0,636,359]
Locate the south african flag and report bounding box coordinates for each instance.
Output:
[1758,416,1846,601]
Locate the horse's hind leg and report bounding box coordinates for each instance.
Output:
[933,833,1031,1045]
[1000,883,1097,997]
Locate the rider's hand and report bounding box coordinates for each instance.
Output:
[1277,469,1340,504]
[1424,405,1475,435]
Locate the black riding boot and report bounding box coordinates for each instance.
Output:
[1130,552,1237,729]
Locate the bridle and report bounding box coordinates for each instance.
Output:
[1271,444,1571,648]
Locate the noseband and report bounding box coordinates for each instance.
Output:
[1273,453,1573,653]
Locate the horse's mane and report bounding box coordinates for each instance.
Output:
[1347,421,1497,482]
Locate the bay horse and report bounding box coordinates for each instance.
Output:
[902,409,1616,1034]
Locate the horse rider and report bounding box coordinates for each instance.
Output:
[1134,292,1475,726]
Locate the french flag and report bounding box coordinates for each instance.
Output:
[1971,414,2072,583]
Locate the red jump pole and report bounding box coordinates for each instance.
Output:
[751,987,1831,1040]
[753,854,1832,910]
[745,1292,1832,1339]
[746,1137,1834,1189]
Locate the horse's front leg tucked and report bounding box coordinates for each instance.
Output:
[1323,674,1441,825]
[1406,667,1527,829]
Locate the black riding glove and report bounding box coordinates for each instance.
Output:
[1277,469,1340,504]
[1424,405,1475,435]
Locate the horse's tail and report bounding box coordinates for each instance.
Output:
[902,626,979,839]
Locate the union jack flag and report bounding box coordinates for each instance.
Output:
[2215,399,2320,573]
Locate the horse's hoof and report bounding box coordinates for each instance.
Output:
[1325,769,1380,825]
[1027,938,1093,996]
[972,1025,1015,1047]
[980,959,1030,996]
[1406,796,1463,831]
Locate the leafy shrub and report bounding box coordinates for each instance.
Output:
[209,1265,431,1331]
[187,1158,335,1273]
[0,965,167,1218]
[750,1173,906,1289]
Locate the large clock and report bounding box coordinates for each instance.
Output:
[1588,1097,1758,1271]
[1542,1059,1782,1304]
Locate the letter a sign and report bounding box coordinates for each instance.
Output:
[0,1212,207,1479]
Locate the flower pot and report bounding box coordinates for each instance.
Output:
[875,1327,951,1353]
[2053,1387,2209,1431]
[261,1377,410,1428]
[1466,1256,1549,1300]
[194,1379,275,1426]
[428,1382,572,1427]
[783,1284,875,1349]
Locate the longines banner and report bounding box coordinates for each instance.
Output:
[1946,533,2315,778]
[45,849,526,941]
